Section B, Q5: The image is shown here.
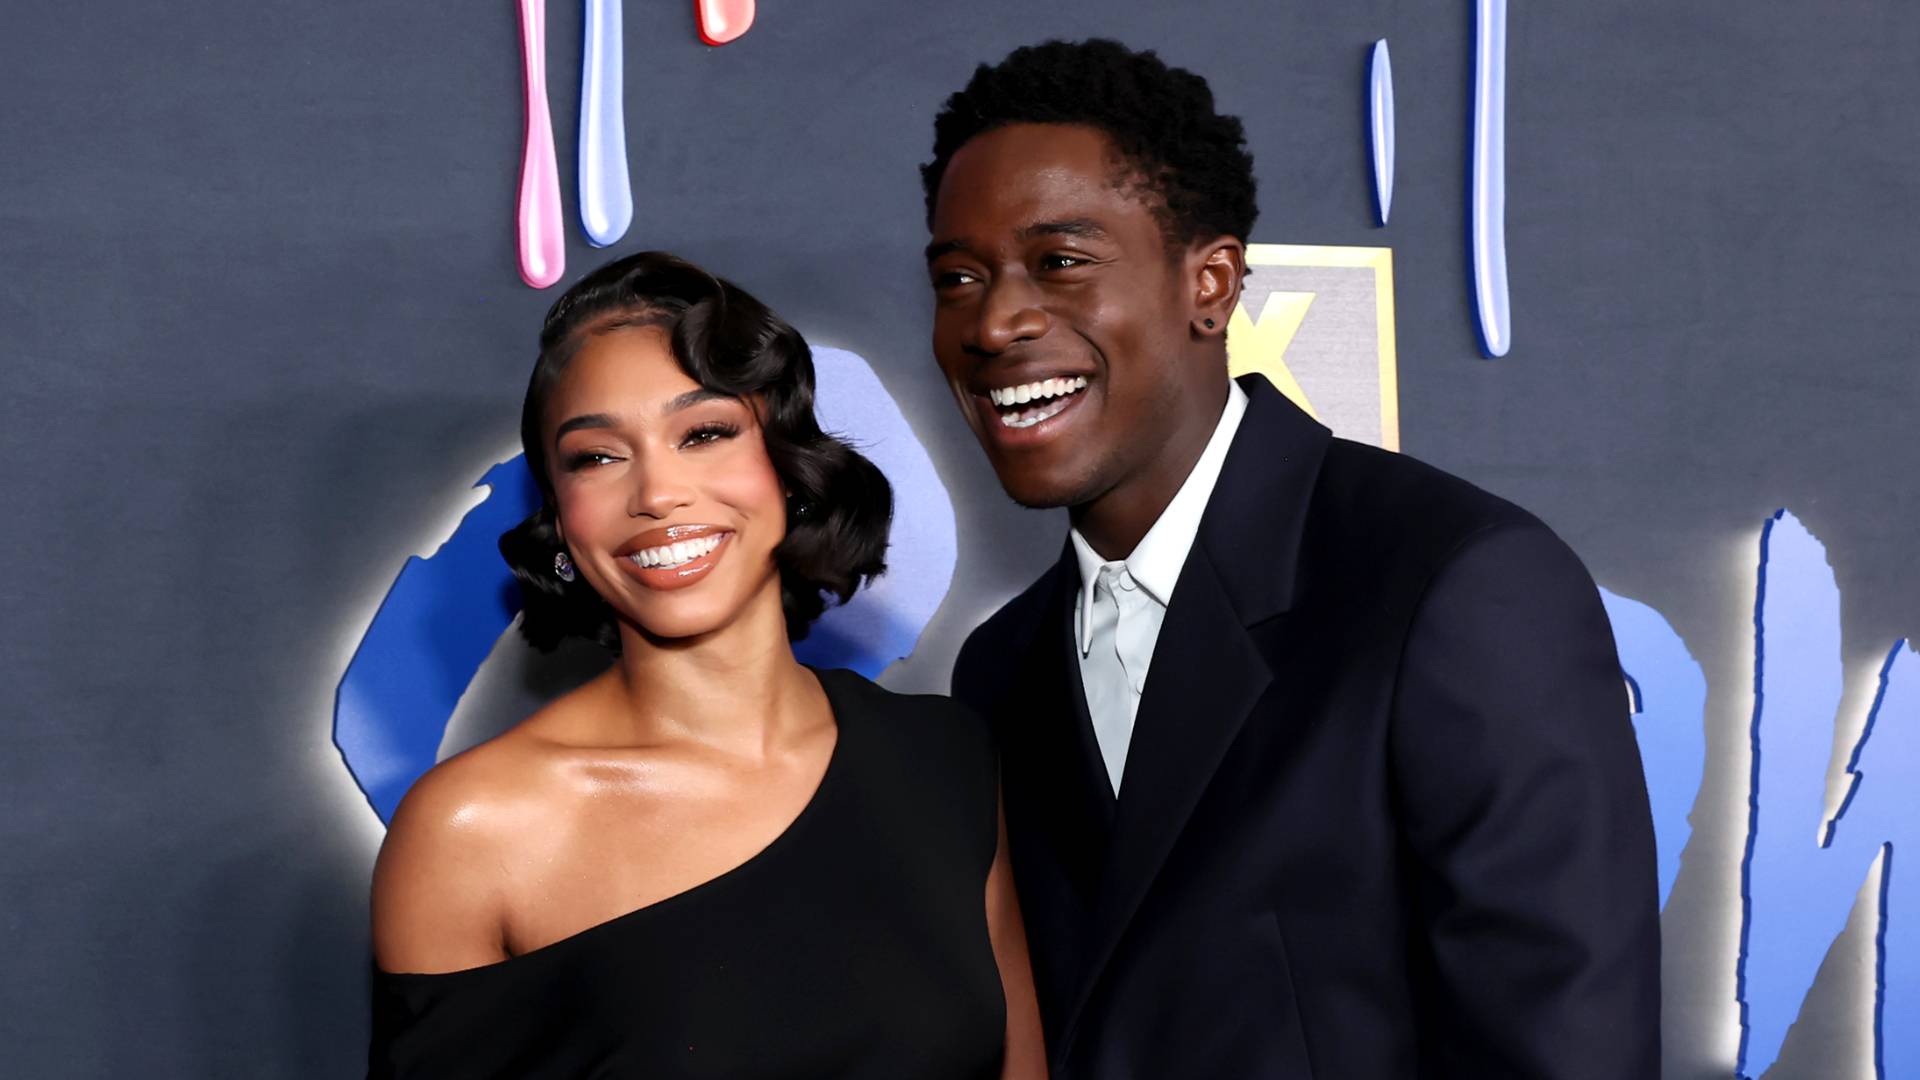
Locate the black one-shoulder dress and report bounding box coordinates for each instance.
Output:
[369,668,1006,1079]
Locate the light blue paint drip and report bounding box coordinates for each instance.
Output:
[1601,587,1706,909]
[578,0,631,247]
[1368,40,1395,227]
[1737,510,1916,1078]
[333,348,958,823]
[1470,0,1511,357]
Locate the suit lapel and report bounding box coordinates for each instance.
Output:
[1000,550,1113,907]
[1054,547,1272,1048]
[1053,375,1333,1055]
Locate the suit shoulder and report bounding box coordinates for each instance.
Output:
[951,568,1058,706]
[1324,438,1537,537]
[1311,438,1556,572]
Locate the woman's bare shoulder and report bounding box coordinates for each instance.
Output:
[369,708,582,973]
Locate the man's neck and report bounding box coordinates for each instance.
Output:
[1070,378,1231,560]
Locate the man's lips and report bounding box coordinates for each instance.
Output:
[973,373,1093,444]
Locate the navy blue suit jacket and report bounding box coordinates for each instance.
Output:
[953,376,1661,1078]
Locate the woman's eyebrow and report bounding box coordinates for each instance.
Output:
[663,388,732,415]
[553,412,617,439]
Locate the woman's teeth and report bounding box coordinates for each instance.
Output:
[629,533,725,569]
[991,376,1087,428]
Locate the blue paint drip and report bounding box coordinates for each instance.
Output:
[332,348,956,824]
[578,0,631,247]
[1601,587,1706,909]
[1369,39,1395,227]
[1470,0,1511,357]
[1735,512,1916,1077]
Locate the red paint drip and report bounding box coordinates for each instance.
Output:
[696,0,755,45]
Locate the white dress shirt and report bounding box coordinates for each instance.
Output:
[1072,380,1249,794]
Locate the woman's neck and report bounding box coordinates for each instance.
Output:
[604,581,820,756]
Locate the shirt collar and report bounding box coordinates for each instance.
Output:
[1071,379,1249,655]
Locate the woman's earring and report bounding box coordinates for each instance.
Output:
[1203,317,1217,329]
[554,551,577,582]
[788,492,815,520]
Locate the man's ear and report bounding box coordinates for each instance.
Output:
[1190,237,1246,338]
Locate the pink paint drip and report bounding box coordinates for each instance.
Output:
[696,0,755,46]
[517,0,565,288]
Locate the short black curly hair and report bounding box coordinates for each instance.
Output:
[921,38,1258,248]
[499,251,892,651]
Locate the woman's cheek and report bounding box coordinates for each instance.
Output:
[714,447,786,531]
[553,477,623,550]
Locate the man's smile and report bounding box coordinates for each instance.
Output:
[988,375,1089,428]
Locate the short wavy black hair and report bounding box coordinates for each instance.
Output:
[921,38,1258,248]
[499,251,892,651]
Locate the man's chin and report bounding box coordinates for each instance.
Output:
[990,465,1101,512]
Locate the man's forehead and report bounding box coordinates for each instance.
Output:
[931,144,1158,247]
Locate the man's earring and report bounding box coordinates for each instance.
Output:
[554,550,577,583]
[1203,317,1217,329]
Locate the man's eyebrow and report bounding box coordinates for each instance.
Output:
[1018,219,1111,243]
[925,220,1110,263]
[925,238,970,263]
[553,412,617,439]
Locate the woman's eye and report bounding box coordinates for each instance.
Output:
[681,422,740,448]
[563,451,619,470]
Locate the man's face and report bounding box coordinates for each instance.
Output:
[927,123,1204,510]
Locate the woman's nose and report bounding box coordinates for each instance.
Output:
[626,458,695,519]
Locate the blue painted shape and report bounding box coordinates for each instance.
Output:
[333,347,957,823]
[1601,587,1706,908]
[1470,0,1511,357]
[798,347,958,675]
[1819,640,1914,1080]
[1737,510,1917,1078]
[578,0,631,247]
[1368,39,1395,227]
[333,460,539,823]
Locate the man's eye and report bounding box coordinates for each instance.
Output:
[933,269,980,289]
[1040,254,1086,271]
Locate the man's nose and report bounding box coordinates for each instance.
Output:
[969,274,1049,355]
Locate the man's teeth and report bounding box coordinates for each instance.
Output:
[988,376,1087,408]
[1000,396,1075,429]
[990,376,1087,429]
[629,533,726,568]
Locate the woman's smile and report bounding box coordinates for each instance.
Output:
[614,524,735,591]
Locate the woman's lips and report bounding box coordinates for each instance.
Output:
[615,527,734,591]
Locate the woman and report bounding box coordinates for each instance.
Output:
[369,252,1046,1078]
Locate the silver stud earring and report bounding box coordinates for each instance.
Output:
[554,551,576,582]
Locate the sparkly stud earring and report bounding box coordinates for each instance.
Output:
[1203,317,1216,329]
[553,550,577,582]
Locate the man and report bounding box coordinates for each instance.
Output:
[924,39,1660,1078]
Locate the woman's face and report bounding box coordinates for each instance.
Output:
[544,323,787,642]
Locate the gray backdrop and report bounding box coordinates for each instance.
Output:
[4,2,1915,1077]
